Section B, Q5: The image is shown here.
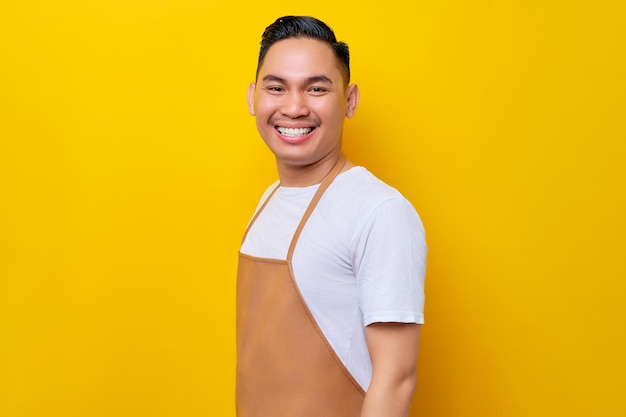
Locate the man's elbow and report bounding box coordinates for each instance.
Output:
[398,370,417,397]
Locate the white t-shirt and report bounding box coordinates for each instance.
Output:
[240,166,427,390]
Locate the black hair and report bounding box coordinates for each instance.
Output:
[256,16,350,85]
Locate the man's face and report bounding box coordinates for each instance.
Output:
[247,37,358,169]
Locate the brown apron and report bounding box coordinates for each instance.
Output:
[236,156,365,417]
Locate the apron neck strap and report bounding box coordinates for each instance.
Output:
[286,154,347,261]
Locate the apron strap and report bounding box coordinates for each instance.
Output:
[286,154,347,261]
[240,185,280,245]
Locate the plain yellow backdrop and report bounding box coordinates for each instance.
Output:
[1,1,624,416]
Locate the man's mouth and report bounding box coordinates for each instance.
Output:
[276,127,314,137]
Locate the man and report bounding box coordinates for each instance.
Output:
[237,16,426,417]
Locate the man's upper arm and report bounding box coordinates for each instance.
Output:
[361,322,421,417]
[365,322,421,380]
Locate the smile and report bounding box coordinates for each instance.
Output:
[276,127,314,137]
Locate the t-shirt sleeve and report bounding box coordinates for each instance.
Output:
[352,196,427,326]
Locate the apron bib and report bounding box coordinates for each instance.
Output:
[236,156,365,417]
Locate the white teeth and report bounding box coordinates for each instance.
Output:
[277,127,313,137]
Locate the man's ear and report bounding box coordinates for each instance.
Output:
[345,84,360,118]
[247,82,256,116]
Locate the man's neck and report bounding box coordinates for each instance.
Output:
[276,153,353,187]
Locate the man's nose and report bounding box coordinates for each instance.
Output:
[281,91,309,118]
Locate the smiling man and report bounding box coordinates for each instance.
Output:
[237,16,427,417]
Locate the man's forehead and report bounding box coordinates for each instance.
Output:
[264,38,334,62]
[259,38,341,79]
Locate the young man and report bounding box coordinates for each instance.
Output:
[237,16,427,417]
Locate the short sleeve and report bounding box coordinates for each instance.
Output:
[352,197,427,326]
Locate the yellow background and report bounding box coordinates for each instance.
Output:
[1,1,624,416]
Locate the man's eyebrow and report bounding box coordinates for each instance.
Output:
[260,74,333,85]
[261,74,286,83]
[306,75,333,85]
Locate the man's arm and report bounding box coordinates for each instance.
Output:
[361,322,421,417]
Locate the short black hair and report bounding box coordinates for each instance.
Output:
[256,16,350,85]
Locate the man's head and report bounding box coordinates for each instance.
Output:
[256,16,350,87]
[247,16,359,176]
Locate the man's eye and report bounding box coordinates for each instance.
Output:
[266,86,284,92]
[310,87,327,93]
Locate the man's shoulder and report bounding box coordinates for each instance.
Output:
[331,166,405,204]
[320,166,418,225]
[319,166,423,241]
